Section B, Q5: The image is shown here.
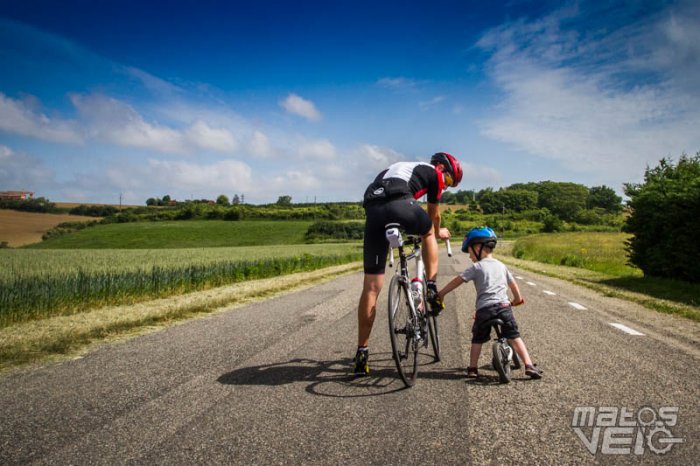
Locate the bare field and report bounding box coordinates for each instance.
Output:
[0,210,96,247]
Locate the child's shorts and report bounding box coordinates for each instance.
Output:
[471,304,521,344]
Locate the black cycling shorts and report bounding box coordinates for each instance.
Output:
[363,197,433,274]
[471,305,521,344]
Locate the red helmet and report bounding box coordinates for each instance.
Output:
[430,152,463,187]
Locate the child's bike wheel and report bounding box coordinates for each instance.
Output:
[492,340,512,383]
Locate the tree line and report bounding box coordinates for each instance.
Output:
[440,182,622,218]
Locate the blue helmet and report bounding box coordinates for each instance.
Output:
[462,227,497,253]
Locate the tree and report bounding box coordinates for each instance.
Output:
[623,153,700,283]
[588,185,622,212]
[477,188,538,214]
[216,194,230,206]
[232,194,241,205]
[146,198,157,206]
[440,191,456,204]
[276,195,292,206]
[455,190,476,205]
[535,182,589,221]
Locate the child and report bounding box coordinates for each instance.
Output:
[437,227,543,379]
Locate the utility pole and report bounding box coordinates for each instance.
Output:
[119,192,123,211]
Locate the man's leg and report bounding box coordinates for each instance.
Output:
[357,273,384,347]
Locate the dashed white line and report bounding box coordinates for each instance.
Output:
[568,302,587,310]
[609,323,645,336]
[515,276,524,280]
[526,281,537,286]
[542,290,556,296]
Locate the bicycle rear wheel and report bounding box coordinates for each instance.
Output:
[491,340,512,384]
[388,274,418,387]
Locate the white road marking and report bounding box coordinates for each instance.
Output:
[609,323,645,336]
[515,276,524,280]
[568,302,587,310]
[526,281,537,286]
[542,290,556,296]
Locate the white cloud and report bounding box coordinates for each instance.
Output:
[0,147,55,189]
[357,144,405,171]
[280,93,322,121]
[477,3,700,178]
[248,130,275,158]
[185,120,239,153]
[419,96,446,110]
[0,93,83,144]
[297,138,336,160]
[146,159,253,192]
[377,77,419,91]
[271,170,322,193]
[123,66,183,96]
[71,93,186,154]
[0,144,12,159]
[460,162,501,185]
[71,93,245,155]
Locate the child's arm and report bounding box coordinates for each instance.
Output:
[508,278,525,306]
[437,276,464,301]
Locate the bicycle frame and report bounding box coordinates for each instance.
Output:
[386,225,424,286]
[385,224,445,386]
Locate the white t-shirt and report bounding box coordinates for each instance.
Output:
[459,257,514,310]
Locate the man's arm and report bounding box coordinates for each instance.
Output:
[427,202,450,240]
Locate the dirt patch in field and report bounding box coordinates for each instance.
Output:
[0,209,97,247]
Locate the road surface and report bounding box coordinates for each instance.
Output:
[1,251,697,464]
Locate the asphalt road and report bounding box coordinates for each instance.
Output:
[1,251,698,465]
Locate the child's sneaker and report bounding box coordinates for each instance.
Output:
[525,364,543,379]
[353,348,370,376]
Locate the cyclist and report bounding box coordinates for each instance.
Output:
[353,152,462,375]
[437,227,543,379]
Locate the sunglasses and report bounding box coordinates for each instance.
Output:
[444,172,454,187]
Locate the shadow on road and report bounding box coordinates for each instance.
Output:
[217,353,468,398]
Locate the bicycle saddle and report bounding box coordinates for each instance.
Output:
[482,317,505,328]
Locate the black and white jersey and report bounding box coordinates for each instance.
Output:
[362,161,445,206]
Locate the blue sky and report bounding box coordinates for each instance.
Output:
[1,0,698,204]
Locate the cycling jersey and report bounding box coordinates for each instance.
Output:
[362,162,445,207]
[361,162,445,274]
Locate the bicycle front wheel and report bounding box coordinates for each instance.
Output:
[388,274,418,387]
[427,313,441,361]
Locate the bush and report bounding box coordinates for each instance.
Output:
[623,153,700,283]
[0,197,58,213]
[541,214,563,233]
[69,204,119,217]
[305,221,364,242]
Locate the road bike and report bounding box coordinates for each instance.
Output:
[483,315,522,384]
[385,224,450,388]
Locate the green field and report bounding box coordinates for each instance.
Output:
[510,232,699,316]
[2,244,362,280]
[512,232,640,276]
[27,220,313,249]
[3,219,363,327]
[0,243,362,327]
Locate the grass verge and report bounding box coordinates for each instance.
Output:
[0,262,362,373]
[499,242,700,322]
